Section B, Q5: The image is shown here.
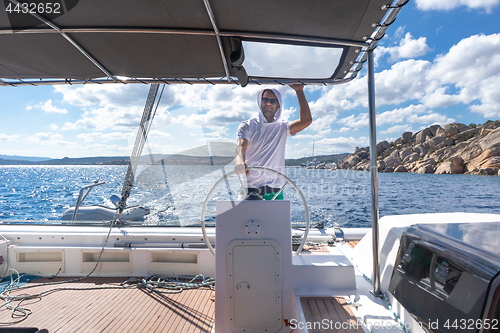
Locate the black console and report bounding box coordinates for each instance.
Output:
[389,222,500,333]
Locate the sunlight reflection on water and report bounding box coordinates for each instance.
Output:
[0,165,499,227]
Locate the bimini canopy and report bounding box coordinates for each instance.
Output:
[0,0,407,87]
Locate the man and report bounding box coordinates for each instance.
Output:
[234,84,312,200]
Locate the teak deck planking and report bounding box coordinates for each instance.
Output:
[0,277,215,333]
[300,296,365,333]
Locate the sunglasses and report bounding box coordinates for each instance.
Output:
[262,97,278,105]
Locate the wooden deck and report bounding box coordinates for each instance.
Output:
[346,241,359,248]
[300,297,364,333]
[0,277,215,333]
[302,243,330,253]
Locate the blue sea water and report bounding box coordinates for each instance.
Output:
[0,165,499,227]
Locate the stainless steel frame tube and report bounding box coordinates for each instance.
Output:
[367,49,382,297]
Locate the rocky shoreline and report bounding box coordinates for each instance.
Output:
[338,120,500,176]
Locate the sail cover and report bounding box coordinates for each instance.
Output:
[0,0,406,85]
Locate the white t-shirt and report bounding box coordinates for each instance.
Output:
[237,89,291,188]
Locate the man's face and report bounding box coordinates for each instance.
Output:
[261,91,279,118]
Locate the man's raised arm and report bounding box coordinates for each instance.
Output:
[289,84,312,135]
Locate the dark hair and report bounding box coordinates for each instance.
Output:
[262,89,275,96]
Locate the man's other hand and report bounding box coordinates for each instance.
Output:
[289,83,304,92]
[234,162,249,176]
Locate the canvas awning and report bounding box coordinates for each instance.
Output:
[0,0,407,86]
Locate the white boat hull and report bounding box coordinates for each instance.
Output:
[61,205,150,221]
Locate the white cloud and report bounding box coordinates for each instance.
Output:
[415,0,500,12]
[167,85,263,128]
[377,33,431,62]
[148,130,172,138]
[311,59,431,117]
[293,132,330,140]
[380,124,414,135]
[338,114,369,128]
[468,77,500,117]
[54,84,153,108]
[28,99,67,114]
[199,127,230,142]
[380,105,455,126]
[74,143,132,156]
[408,112,454,124]
[336,105,455,133]
[316,136,370,153]
[375,60,431,106]
[28,132,66,145]
[243,42,343,79]
[312,33,500,126]
[308,116,336,133]
[0,133,19,142]
[377,105,427,126]
[337,127,351,133]
[430,34,500,85]
[54,84,176,131]
[428,33,500,118]
[76,131,134,143]
[377,104,453,126]
[54,84,274,133]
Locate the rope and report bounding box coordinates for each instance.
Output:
[132,274,215,294]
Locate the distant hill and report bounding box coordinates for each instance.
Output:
[0,158,38,165]
[0,154,51,162]
[1,143,348,167]
[40,156,130,165]
[286,153,350,166]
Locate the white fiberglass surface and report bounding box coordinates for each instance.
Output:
[242,42,343,79]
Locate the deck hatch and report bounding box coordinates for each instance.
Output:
[227,239,282,333]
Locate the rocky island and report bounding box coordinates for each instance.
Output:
[338,120,500,176]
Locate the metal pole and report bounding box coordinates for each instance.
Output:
[202,0,232,83]
[367,49,382,297]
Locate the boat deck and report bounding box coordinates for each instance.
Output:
[300,296,364,333]
[0,277,215,333]
[346,241,360,248]
[0,241,362,332]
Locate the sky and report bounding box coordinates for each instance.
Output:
[0,0,500,160]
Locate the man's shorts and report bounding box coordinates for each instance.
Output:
[239,186,284,200]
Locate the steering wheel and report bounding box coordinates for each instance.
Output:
[201,166,310,256]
